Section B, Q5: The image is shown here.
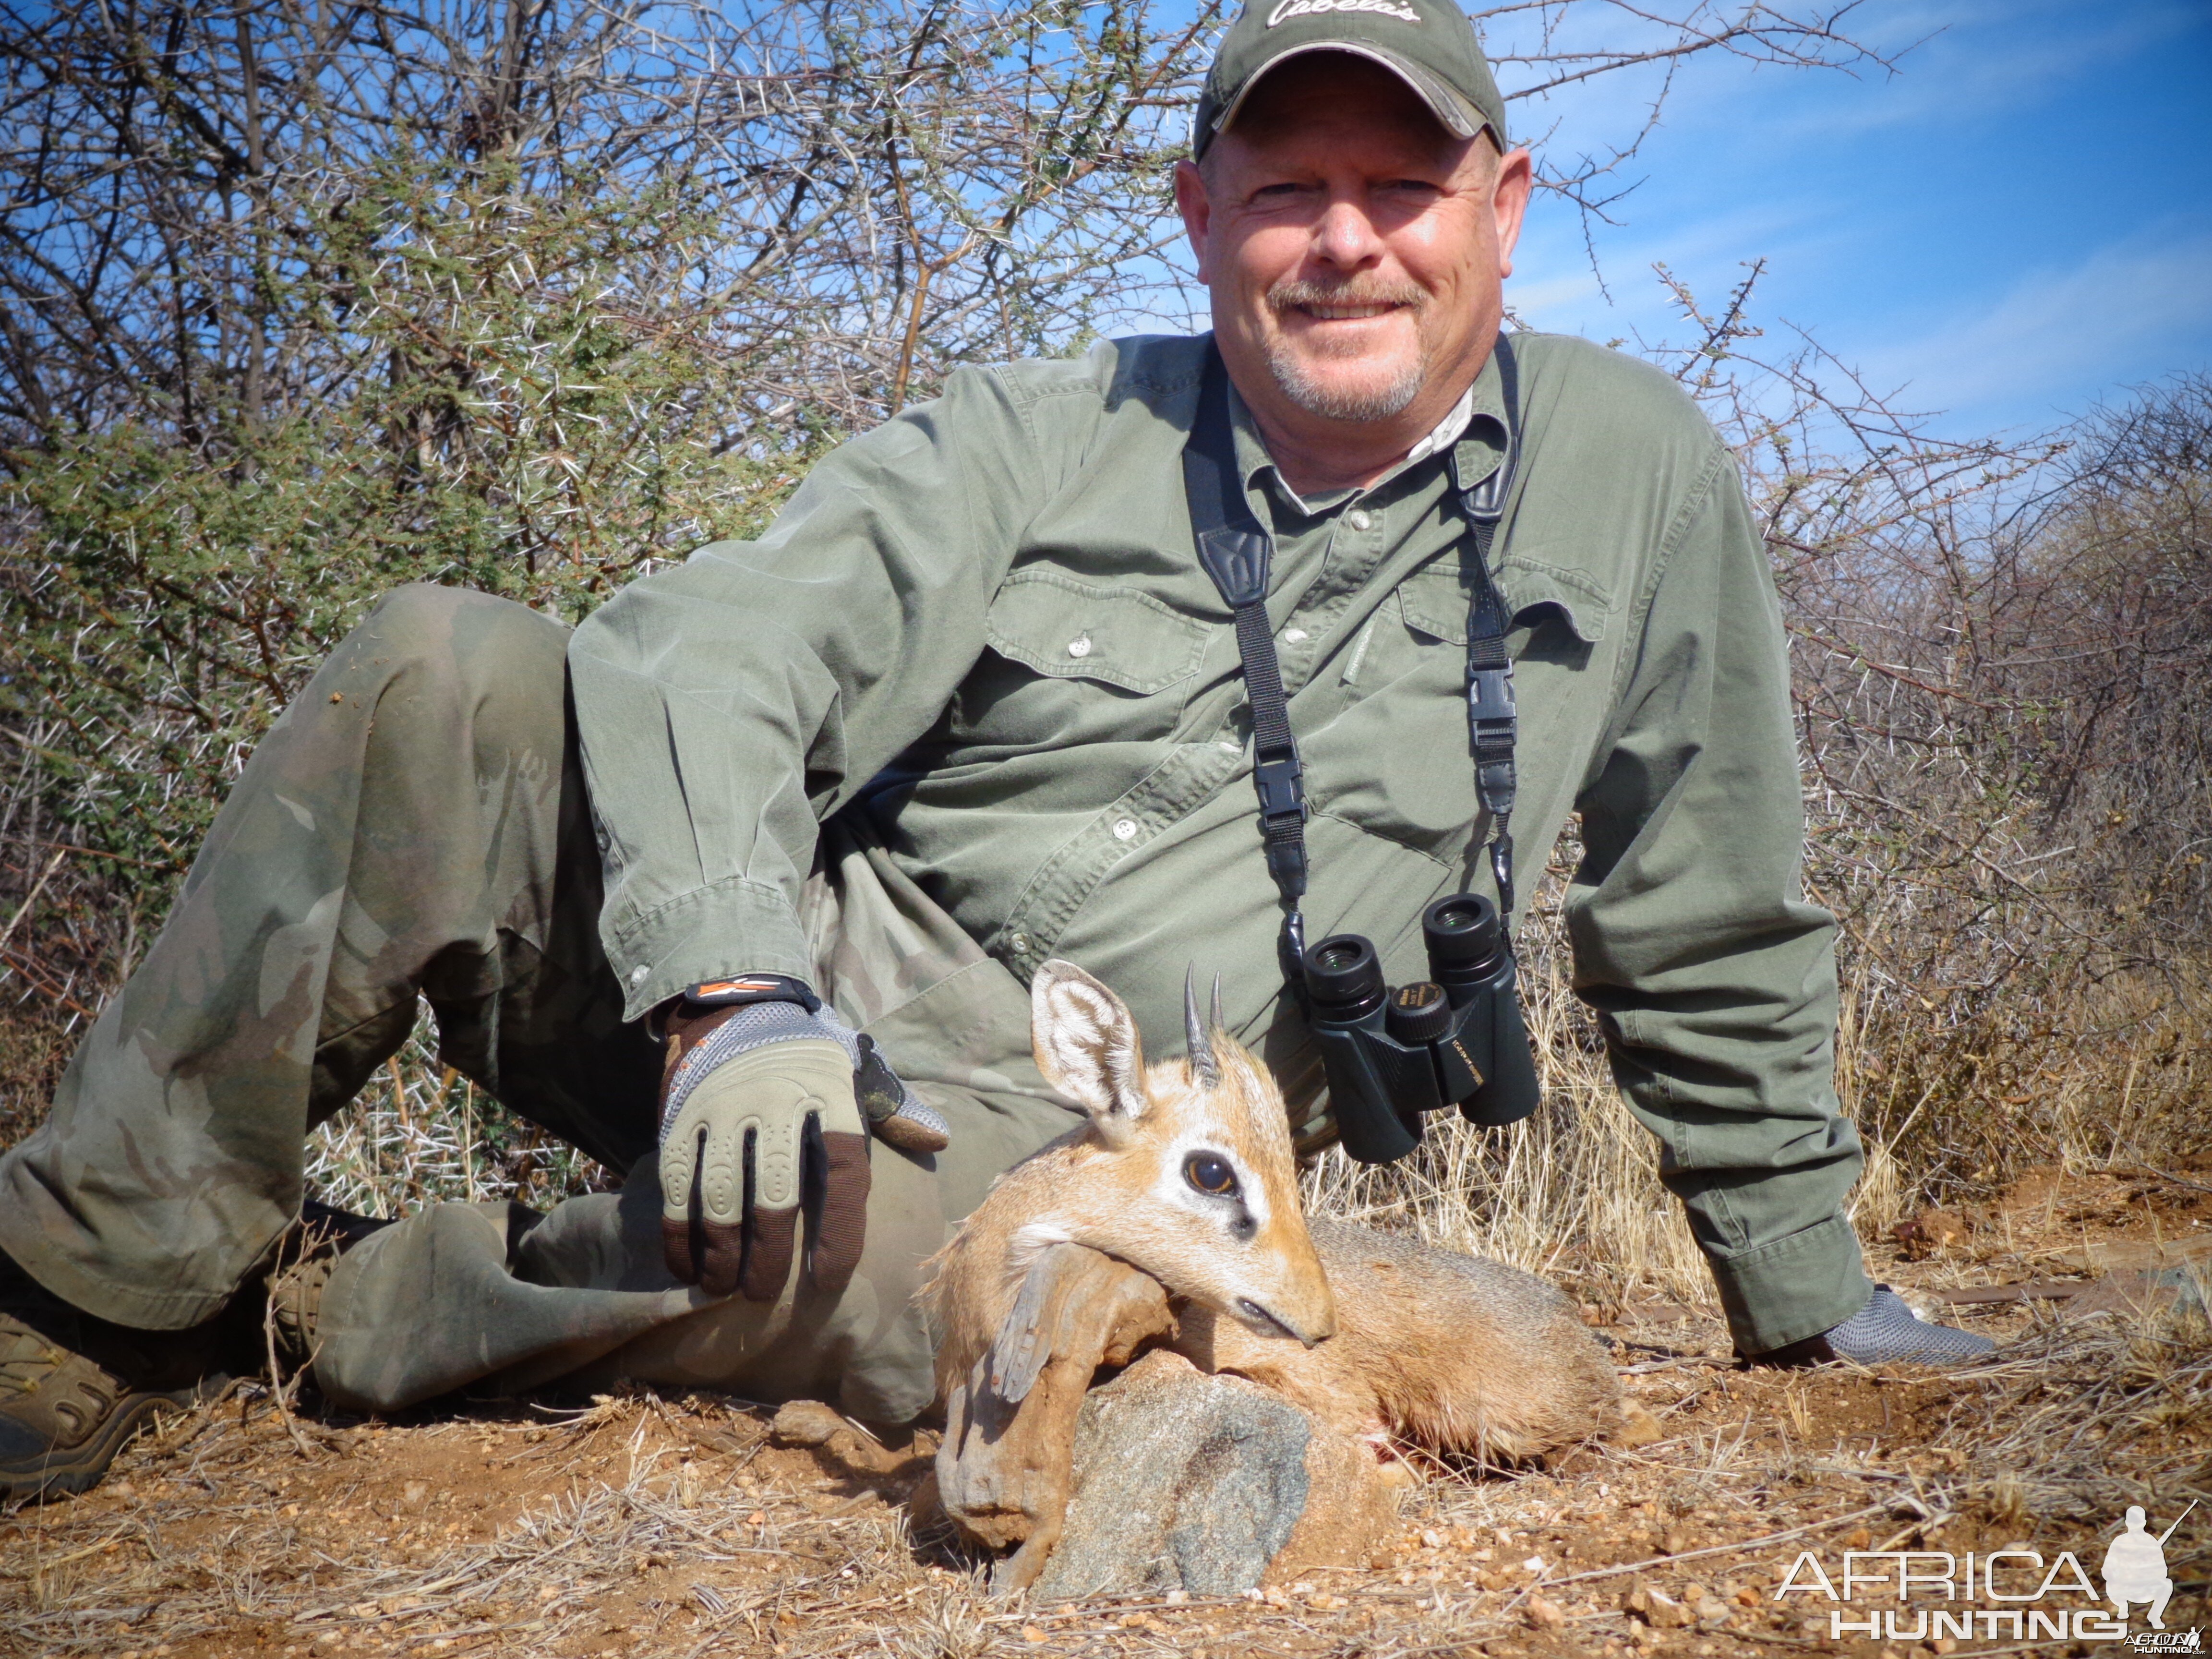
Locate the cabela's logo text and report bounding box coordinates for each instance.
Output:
[1266,0,1424,27]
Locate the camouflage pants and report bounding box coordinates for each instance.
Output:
[0,586,1077,1423]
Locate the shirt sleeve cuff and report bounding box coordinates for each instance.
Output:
[601,876,815,1022]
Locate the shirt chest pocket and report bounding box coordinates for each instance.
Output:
[951,571,1215,749]
[1395,556,1612,654]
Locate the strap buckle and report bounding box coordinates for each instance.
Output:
[1468,664,1516,726]
[1253,747,1308,825]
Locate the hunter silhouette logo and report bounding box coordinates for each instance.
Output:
[2105,1503,2189,1630]
[1774,1499,2200,1646]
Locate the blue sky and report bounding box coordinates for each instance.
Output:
[1491,0,2212,443]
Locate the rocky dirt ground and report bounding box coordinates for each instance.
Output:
[5,1162,2209,1659]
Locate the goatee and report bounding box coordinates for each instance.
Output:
[1259,279,1430,422]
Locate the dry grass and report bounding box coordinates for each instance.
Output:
[1,942,2169,1659]
[1934,1294,2212,1526]
[1306,843,2211,1322]
[5,1186,2206,1657]
[20,899,2210,1658]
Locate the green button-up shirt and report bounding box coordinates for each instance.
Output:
[569,331,1842,1136]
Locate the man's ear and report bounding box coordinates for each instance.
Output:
[1031,959,1147,1143]
[1174,157,1214,284]
[1491,145,1533,281]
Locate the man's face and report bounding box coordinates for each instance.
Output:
[1177,54,1530,434]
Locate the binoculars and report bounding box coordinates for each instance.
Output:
[1301,893,1541,1164]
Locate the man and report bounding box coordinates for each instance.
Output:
[0,1,1990,1500]
[2103,1506,2177,1629]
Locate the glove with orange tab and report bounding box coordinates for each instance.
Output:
[657,975,948,1301]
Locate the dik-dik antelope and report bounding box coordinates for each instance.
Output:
[927,959,1620,1465]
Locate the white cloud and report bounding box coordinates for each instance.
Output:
[1492,2,2212,436]
[1521,0,2197,149]
[1853,229,2212,428]
[1677,1,2194,145]
[1509,198,1832,345]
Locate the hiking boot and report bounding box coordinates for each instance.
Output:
[0,1250,229,1502]
[1745,1285,1997,1370]
[266,1250,334,1373]
[266,1200,390,1371]
[267,1203,389,1371]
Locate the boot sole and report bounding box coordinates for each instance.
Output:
[0,1380,217,1502]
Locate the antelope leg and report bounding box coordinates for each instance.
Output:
[933,1242,1175,1584]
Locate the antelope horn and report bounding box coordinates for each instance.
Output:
[1211,974,1226,1038]
[1185,963,1222,1087]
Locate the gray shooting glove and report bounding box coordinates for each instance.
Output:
[657,977,949,1302]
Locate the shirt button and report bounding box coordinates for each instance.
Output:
[1283,627,1309,644]
[1008,932,1030,953]
[629,964,650,986]
[1066,635,1092,659]
[1347,508,1372,531]
[1112,818,1139,841]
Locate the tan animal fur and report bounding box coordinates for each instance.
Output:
[927,959,1619,1463]
[927,959,1336,1401]
[1180,1218,1620,1462]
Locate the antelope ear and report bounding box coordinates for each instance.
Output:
[1031,959,1146,1142]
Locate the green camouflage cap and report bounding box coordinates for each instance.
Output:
[1194,1,1508,160]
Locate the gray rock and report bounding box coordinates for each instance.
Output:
[1024,1351,1311,1601]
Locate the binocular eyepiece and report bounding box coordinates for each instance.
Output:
[1301,894,1541,1164]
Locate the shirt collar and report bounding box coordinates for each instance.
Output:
[1225,344,1513,516]
[1405,383,1476,465]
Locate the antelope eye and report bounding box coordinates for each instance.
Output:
[1184,1152,1238,1196]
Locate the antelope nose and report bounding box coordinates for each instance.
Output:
[1240,1294,1337,1348]
[1238,1298,1315,1347]
[1295,1278,1339,1346]
[1303,1296,1340,1347]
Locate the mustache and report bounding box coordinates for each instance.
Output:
[1267,279,1427,315]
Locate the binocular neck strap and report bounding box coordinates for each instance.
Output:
[1455,332,1522,924]
[1184,348,1311,984]
[1182,334,1525,983]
